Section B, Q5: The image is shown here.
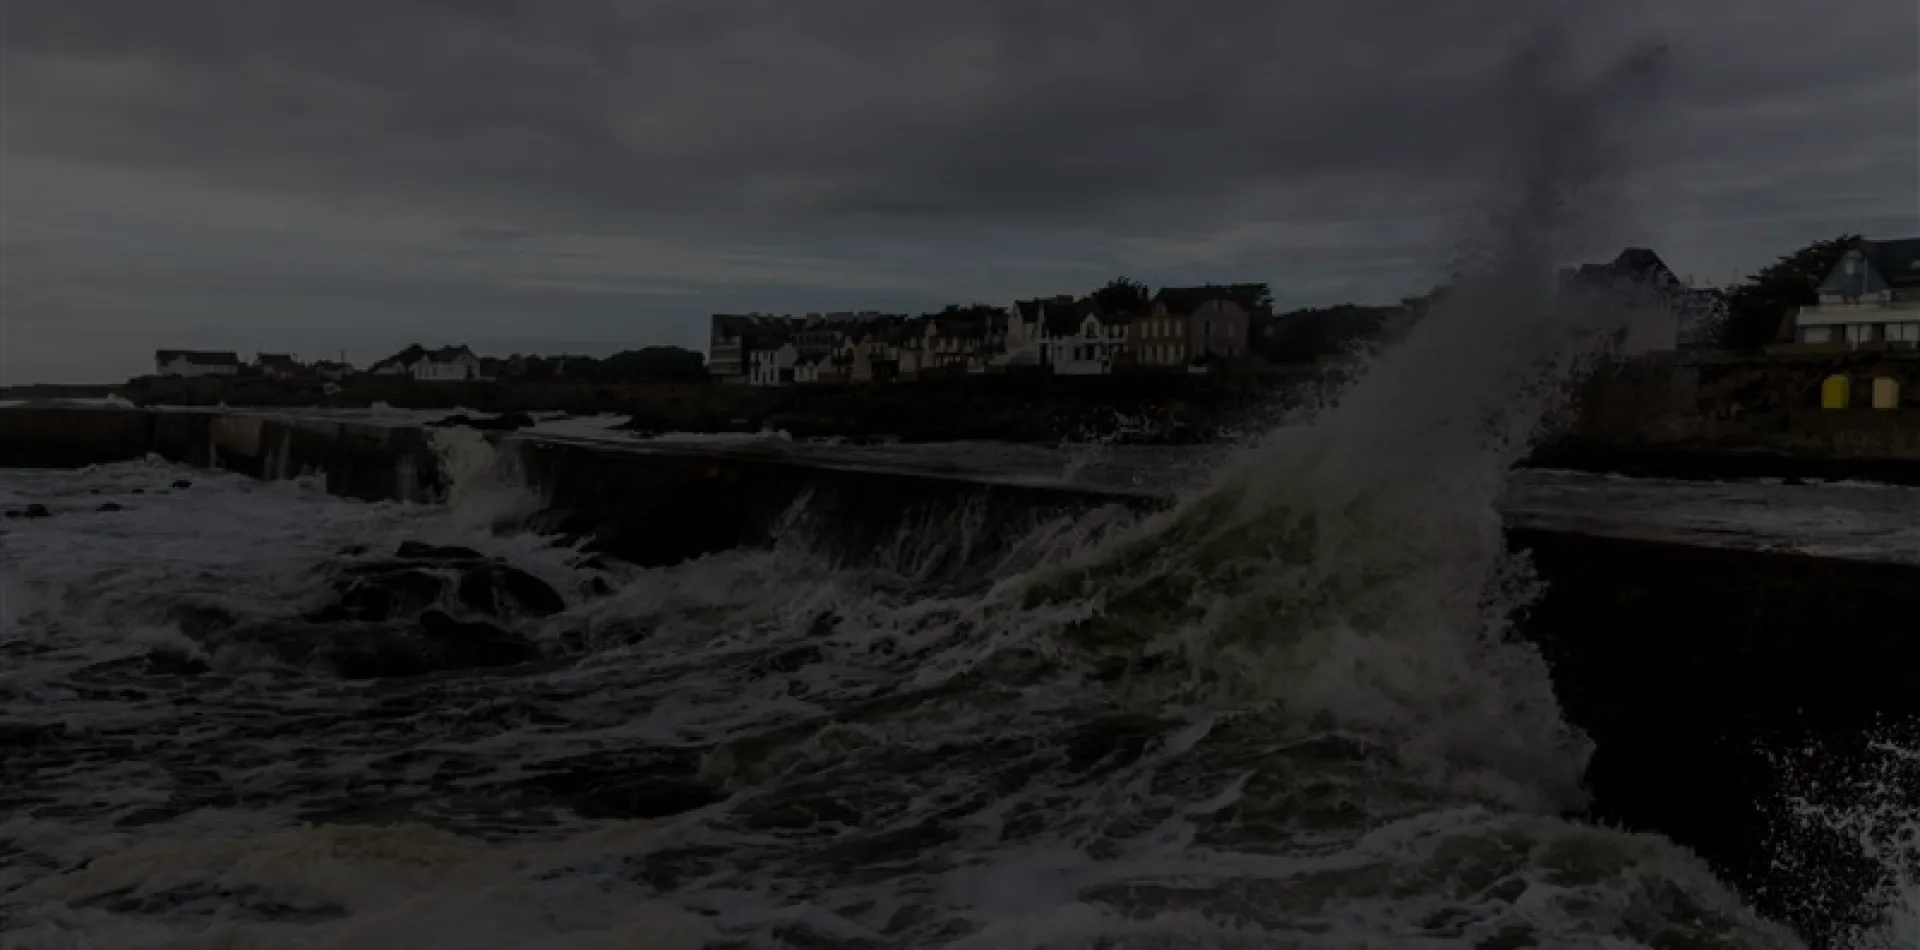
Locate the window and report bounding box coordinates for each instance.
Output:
[1847,323,1873,343]
[1891,322,1920,343]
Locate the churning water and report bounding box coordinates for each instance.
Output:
[6,26,1918,950]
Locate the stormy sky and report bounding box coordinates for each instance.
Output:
[3,1,1916,383]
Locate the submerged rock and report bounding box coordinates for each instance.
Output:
[96,503,125,513]
[316,567,449,623]
[313,546,565,624]
[394,541,483,561]
[5,504,51,519]
[171,479,193,490]
[571,777,724,820]
[260,612,541,679]
[456,565,565,619]
[415,609,542,669]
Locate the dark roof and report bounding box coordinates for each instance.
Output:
[1562,247,1694,298]
[256,353,299,368]
[1153,285,1260,315]
[156,350,239,366]
[1041,300,1083,337]
[424,346,474,363]
[1014,299,1042,321]
[1080,300,1138,325]
[1845,237,1920,289]
[932,313,987,337]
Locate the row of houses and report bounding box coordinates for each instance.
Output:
[153,347,478,382]
[710,285,1270,386]
[155,350,358,380]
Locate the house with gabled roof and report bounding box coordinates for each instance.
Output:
[1040,300,1137,375]
[1559,247,1719,352]
[1794,237,1920,346]
[411,346,479,382]
[1136,286,1253,370]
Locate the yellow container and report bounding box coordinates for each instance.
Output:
[1820,375,1850,409]
[1872,377,1900,410]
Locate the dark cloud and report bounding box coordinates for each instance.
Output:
[0,1,1693,226]
[2,0,1915,382]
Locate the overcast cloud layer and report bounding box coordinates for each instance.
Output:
[4,0,1916,382]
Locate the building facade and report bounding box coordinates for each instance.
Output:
[749,343,799,386]
[1136,288,1253,369]
[1796,238,1920,345]
[412,346,478,382]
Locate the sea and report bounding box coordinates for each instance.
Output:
[5,401,1920,948]
[7,45,1920,943]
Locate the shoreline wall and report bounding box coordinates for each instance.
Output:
[1529,349,1920,483]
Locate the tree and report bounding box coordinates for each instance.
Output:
[1223,282,1274,313]
[1713,235,1859,349]
[373,344,427,371]
[1090,277,1152,313]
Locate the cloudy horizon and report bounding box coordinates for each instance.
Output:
[4,0,1916,383]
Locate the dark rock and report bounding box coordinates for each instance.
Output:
[171,479,193,489]
[5,504,51,519]
[571,777,725,820]
[415,610,542,669]
[327,568,448,623]
[586,577,613,598]
[96,503,125,513]
[395,541,484,562]
[457,565,565,619]
[89,488,101,495]
[131,488,146,495]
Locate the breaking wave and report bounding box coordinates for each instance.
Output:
[3,24,1909,950]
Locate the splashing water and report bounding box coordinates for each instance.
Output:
[2,22,1886,950]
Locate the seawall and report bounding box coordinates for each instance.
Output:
[112,370,1322,445]
[1531,349,1920,484]
[3,403,1915,940]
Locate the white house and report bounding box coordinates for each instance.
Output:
[1044,305,1132,375]
[411,346,478,382]
[749,343,799,386]
[1794,237,1920,345]
[155,350,240,378]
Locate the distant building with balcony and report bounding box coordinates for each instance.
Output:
[1795,238,1920,345]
